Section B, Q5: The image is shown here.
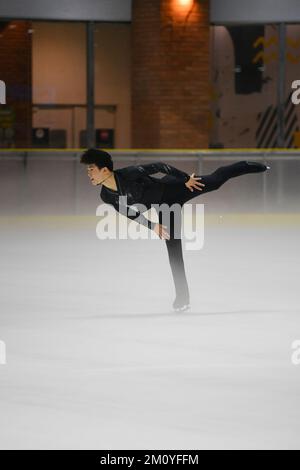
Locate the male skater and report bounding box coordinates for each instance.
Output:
[81,148,269,312]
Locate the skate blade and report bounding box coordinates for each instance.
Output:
[173,304,191,313]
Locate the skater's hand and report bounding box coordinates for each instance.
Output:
[185,173,205,192]
[154,223,170,240]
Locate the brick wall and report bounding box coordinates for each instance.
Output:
[132,0,210,149]
[0,21,32,148]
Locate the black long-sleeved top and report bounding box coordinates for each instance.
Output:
[100,162,190,230]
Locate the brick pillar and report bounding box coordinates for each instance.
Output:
[0,21,32,148]
[132,0,210,149]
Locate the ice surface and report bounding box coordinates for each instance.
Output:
[0,215,300,450]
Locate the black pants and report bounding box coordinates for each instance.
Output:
[156,161,264,303]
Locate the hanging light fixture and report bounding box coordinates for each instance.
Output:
[178,0,193,6]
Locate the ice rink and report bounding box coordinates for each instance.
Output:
[1,212,300,450]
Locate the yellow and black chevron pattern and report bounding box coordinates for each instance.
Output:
[256,93,299,148]
[253,33,300,65]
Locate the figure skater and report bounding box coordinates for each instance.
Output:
[81,148,270,312]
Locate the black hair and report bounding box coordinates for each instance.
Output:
[80,148,114,171]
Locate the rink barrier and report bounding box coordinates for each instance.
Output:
[0,149,299,215]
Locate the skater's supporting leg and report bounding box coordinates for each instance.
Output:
[158,208,190,309]
[166,237,190,307]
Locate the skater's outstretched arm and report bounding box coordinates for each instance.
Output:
[101,192,155,231]
[101,187,170,239]
[120,161,191,183]
[115,201,170,239]
[123,207,155,230]
[119,203,170,239]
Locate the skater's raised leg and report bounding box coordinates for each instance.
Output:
[172,160,270,205]
[200,160,269,194]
